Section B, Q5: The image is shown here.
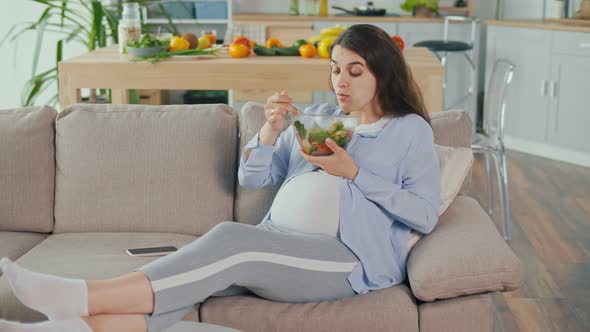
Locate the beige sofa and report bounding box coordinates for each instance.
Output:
[0,103,522,331]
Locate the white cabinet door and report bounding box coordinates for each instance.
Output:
[547,54,590,153]
[486,26,551,142]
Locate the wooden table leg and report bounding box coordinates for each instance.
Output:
[59,87,81,109]
[111,89,129,104]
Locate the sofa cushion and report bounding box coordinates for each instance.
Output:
[418,293,493,332]
[407,196,522,302]
[200,285,418,332]
[0,232,47,275]
[435,145,473,215]
[430,110,473,194]
[0,106,56,232]
[0,232,197,322]
[165,322,240,332]
[54,104,237,236]
[234,102,282,225]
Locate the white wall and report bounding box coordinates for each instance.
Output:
[0,0,86,109]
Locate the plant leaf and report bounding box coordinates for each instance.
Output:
[22,71,57,106]
[157,3,179,36]
[90,0,104,50]
[31,8,52,77]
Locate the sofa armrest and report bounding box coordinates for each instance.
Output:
[407,195,522,302]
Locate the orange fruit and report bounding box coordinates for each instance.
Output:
[265,37,283,48]
[228,42,250,58]
[299,44,317,58]
[248,39,256,50]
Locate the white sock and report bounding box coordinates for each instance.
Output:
[0,317,92,332]
[0,258,89,320]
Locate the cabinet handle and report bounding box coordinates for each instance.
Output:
[580,42,590,48]
[549,81,557,97]
[541,80,548,96]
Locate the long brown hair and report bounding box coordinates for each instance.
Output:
[330,24,431,125]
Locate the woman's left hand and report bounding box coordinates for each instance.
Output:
[300,138,359,180]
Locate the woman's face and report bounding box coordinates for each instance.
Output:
[330,45,378,114]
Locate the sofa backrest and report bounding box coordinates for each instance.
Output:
[234,102,283,226]
[54,104,238,236]
[0,106,56,233]
[233,104,473,225]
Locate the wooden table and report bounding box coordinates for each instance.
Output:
[58,46,443,112]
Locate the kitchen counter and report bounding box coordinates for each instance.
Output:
[233,13,453,24]
[486,19,590,33]
[58,46,443,113]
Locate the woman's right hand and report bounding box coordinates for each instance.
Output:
[259,91,298,145]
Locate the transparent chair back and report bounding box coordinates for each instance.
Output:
[482,59,515,147]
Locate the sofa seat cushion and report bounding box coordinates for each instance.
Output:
[0,106,57,233]
[55,104,238,236]
[418,293,493,332]
[200,285,418,332]
[407,196,522,302]
[0,232,197,322]
[165,322,240,332]
[0,232,47,275]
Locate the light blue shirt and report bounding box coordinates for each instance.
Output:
[238,103,441,294]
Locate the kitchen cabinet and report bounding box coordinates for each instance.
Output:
[486,26,551,142]
[486,24,590,163]
[547,54,590,152]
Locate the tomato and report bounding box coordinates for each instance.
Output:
[233,36,249,47]
[391,35,405,51]
[228,43,250,58]
[265,37,284,48]
[299,44,317,58]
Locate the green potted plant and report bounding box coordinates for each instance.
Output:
[0,0,180,106]
[400,0,440,17]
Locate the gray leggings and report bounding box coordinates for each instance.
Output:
[137,221,359,332]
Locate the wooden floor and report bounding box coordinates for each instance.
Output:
[467,150,590,332]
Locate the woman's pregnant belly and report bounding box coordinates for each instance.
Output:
[269,170,340,237]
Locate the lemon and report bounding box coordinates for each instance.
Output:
[317,38,335,59]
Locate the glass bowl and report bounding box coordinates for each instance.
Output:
[126,45,167,57]
[292,113,358,156]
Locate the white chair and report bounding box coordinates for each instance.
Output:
[414,16,479,114]
[472,59,515,240]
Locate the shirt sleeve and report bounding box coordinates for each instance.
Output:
[237,126,295,189]
[352,122,441,234]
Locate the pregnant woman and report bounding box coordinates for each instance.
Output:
[0,24,440,332]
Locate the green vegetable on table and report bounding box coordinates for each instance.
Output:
[127,34,169,49]
[130,46,223,64]
[253,45,300,56]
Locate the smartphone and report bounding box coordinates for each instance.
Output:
[126,246,178,257]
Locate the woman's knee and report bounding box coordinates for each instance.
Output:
[207,221,248,239]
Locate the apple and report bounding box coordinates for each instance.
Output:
[197,35,210,50]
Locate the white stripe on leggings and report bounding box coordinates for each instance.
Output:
[151,251,357,292]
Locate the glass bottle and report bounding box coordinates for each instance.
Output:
[289,0,300,16]
[304,0,319,16]
[118,3,142,54]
